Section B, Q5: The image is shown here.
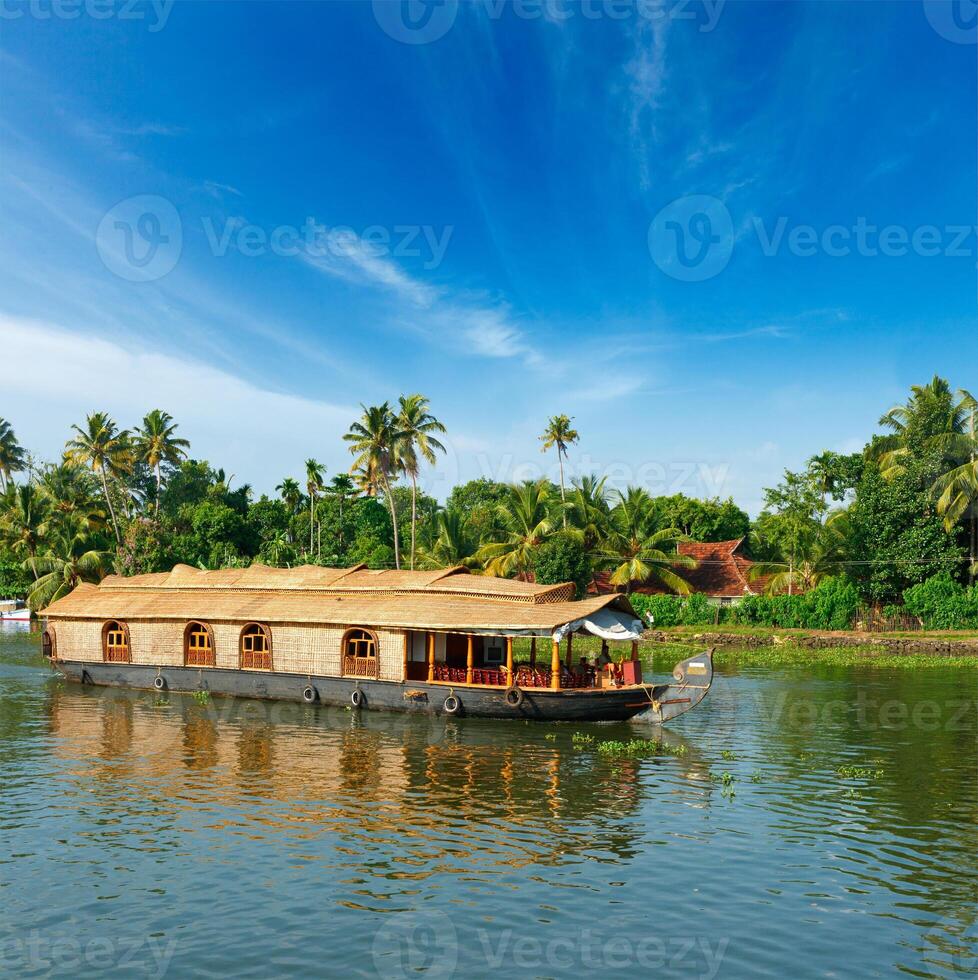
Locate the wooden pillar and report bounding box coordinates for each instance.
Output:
[529,637,537,668]
[427,631,435,683]
[466,634,474,684]
[551,640,561,690]
[631,640,638,662]
[505,636,513,683]
[566,633,574,671]
[402,632,409,681]
[601,639,609,661]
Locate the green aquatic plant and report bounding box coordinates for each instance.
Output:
[192,690,210,705]
[572,732,596,748]
[837,765,884,780]
[721,750,738,761]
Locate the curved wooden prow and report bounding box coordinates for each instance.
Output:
[636,648,715,725]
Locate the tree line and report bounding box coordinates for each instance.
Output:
[0,376,975,614]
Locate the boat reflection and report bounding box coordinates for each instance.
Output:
[46,684,713,870]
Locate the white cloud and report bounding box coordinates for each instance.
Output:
[0,315,358,493]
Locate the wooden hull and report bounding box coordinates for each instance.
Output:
[54,661,660,722]
[53,649,714,723]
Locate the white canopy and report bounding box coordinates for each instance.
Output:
[552,605,644,644]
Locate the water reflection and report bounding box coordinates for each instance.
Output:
[46,685,717,880]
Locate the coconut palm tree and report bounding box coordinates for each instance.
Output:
[0,418,27,493]
[133,409,190,514]
[65,412,128,546]
[0,483,47,568]
[748,509,850,595]
[351,464,379,498]
[23,516,107,609]
[417,508,480,570]
[599,487,694,594]
[304,459,325,557]
[276,477,303,517]
[344,404,406,569]
[397,394,446,570]
[931,389,978,583]
[476,480,556,578]
[540,414,579,528]
[327,473,356,548]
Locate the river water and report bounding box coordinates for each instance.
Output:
[0,625,975,978]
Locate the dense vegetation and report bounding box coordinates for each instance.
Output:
[0,377,974,630]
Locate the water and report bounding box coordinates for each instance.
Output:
[1,625,976,979]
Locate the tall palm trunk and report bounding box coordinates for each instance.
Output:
[557,452,567,528]
[410,472,418,570]
[309,494,315,555]
[99,463,121,545]
[155,461,163,515]
[383,473,401,570]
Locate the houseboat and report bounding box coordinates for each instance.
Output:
[40,564,713,723]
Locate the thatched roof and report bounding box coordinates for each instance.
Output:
[42,564,637,636]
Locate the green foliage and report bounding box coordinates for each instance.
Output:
[651,494,750,542]
[733,576,860,630]
[846,461,962,602]
[631,576,862,630]
[903,573,978,630]
[532,531,592,599]
[0,560,30,598]
[446,479,509,542]
[119,518,175,575]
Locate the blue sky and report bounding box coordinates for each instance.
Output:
[1,0,975,513]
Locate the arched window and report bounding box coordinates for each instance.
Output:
[42,626,57,660]
[102,621,131,663]
[184,622,216,667]
[240,623,272,670]
[342,628,379,678]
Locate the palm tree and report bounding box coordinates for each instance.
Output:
[351,464,379,498]
[327,473,356,548]
[417,508,480,570]
[65,412,128,546]
[23,516,107,609]
[567,475,612,553]
[276,477,303,516]
[397,394,446,570]
[1,483,47,568]
[540,414,579,528]
[931,389,978,583]
[304,459,325,557]
[0,418,27,493]
[749,510,850,595]
[344,404,406,569]
[133,409,190,514]
[476,480,556,578]
[599,487,694,594]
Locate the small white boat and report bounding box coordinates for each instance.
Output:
[0,601,30,622]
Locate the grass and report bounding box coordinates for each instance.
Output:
[655,623,978,642]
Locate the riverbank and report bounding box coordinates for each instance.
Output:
[645,626,978,657]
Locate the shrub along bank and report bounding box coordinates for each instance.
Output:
[628,574,978,633]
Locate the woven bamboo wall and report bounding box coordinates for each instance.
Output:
[49,617,406,681]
